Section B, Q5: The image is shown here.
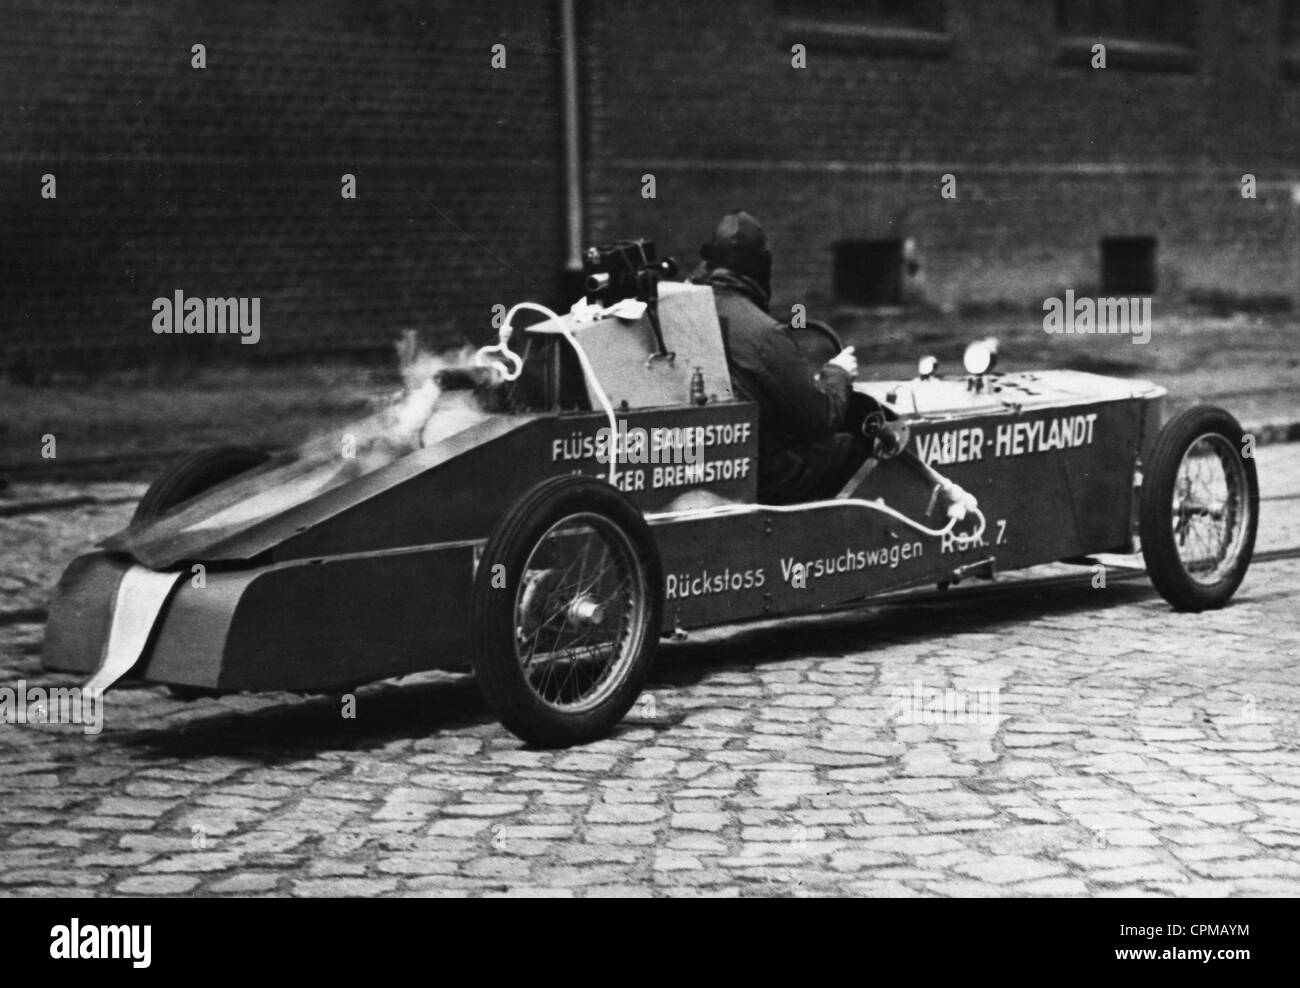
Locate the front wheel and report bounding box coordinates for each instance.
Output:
[471,475,663,747]
[1139,405,1258,611]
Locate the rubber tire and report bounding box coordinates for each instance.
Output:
[132,445,271,523]
[131,445,270,700]
[471,475,663,748]
[1139,405,1258,612]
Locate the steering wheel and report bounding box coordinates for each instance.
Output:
[787,318,844,367]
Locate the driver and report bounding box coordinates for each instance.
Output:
[693,210,868,504]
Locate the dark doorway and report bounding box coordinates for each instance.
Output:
[1100,236,1157,295]
[834,239,904,306]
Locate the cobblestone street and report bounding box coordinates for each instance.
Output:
[2,444,1299,897]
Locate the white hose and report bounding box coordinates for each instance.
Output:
[473,311,527,382]
[650,498,986,544]
[476,302,622,486]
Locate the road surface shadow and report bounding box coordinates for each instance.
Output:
[114,675,491,762]
[105,576,1158,760]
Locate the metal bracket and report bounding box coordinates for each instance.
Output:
[636,268,675,365]
[950,555,997,583]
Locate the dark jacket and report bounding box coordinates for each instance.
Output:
[700,268,853,501]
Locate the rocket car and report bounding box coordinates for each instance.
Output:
[43,240,1258,747]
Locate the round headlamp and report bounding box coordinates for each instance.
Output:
[963,338,999,375]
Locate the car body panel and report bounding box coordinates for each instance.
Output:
[42,280,1168,696]
[43,377,1163,692]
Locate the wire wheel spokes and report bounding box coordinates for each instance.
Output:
[1170,434,1247,584]
[513,512,647,712]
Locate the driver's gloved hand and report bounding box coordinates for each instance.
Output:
[827,346,858,378]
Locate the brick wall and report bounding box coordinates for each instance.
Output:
[0,0,566,367]
[583,0,1300,316]
[3,1,1297,369]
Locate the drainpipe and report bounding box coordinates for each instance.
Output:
[559,0,584,300]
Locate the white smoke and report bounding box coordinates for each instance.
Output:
[177,333,500,535]
[343,336,497,476]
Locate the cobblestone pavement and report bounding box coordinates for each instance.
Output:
[2,445,1299,897]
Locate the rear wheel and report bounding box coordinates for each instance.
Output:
[471,475,662,747]
[1139,406,1257,611]
[133,445,269,699]
[133,445,270,524]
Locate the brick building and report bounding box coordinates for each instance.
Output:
[2,0,1298,368]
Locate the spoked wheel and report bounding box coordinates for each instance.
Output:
[1139,406,1258,611]
[472,475,663,747]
